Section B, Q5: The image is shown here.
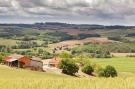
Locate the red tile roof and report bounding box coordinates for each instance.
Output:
[4,54,31,65]
[4,57,13,62]
[50,58,61,63]
[42,57,62,64]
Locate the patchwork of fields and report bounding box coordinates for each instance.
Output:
[0,24,135,89]
[0,57,135,89]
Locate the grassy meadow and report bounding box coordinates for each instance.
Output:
[92,57,135,72]
[1,57,135,89]
[0,38,17,46]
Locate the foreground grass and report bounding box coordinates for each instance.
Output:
[0,65,135,89]
[91,57,135,72]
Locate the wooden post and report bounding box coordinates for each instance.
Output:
[18,61,20,68]
[8,62,9,66]
[11,62,12,67]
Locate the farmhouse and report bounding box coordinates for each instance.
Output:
[4,54,62,72]
[42,57,61,70]
[4,54,31,68]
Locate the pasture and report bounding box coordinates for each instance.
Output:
[49,37,112,49]
[91,57,135,72]
[0,65,135,89]
[0,57,135,89]
[0,38,17,46]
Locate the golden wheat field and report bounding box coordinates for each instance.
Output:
[0,65,135,89]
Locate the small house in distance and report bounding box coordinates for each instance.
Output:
[4,54,31,68]
[42,57,62,71]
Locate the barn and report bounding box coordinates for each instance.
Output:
[30,57,43,71]
[4,54,31,68]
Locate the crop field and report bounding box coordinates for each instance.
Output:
[1,57,135,89]
[0,38,18,46]
[49,37,112,49]
[91,57,135,73]
[111,53,135,57]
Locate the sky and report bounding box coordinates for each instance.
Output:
[0,0,135,25]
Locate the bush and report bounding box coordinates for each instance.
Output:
[59,59,79,75]
[0,56,3,63]
[98,65,117,77]
[97,68,105,77]
[59,52,73,59]
[127,55,135,57]
[82,64,94,75]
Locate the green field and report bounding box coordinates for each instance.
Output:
[0,57,135,89]
[0,38,17,46]
[91,57,135,72]
[0,65,135,89]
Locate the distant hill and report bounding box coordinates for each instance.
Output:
[0,22,135,30]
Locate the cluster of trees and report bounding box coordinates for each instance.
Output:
[126,33,135,37]
[46,32,75,41]
[108,36,135,43]
[45,32,101,42]
[98,65,117,77]
[90,51,112,58]
[12,41,39,49]
[0,29,24,38]
[58,53,117,77]
[72,43,135,58]
[37,49,54,59]
[82,64,117,77]
[59,59,79,75]
[77,34,100,40]
[108,36,130,43]
[20,36,37,41]
[15,48,54,59]
[0,45,12,53]
[71,44,112,58]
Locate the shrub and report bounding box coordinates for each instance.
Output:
[127,55,135,57]
[74,55,91,66]
[0,56,3,63]
[59,52,73,59]
[82,64,94,75]
[104,65,117,77]
[59,59,79,75]
[98,65,117,77]
[97,68,105,77]
[41,51,54,59]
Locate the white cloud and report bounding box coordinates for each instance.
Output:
[0,0,135,25]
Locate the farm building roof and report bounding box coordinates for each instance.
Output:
[42,57,62,64]
[4,54,31,64]
[4,57,18,62]
[7,54,24,59]
[31,56,42,62]
[4,54,25,62]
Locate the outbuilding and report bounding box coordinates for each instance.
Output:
[4,54,31,68]
[30,57,43,71]
[42,57,62,70]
